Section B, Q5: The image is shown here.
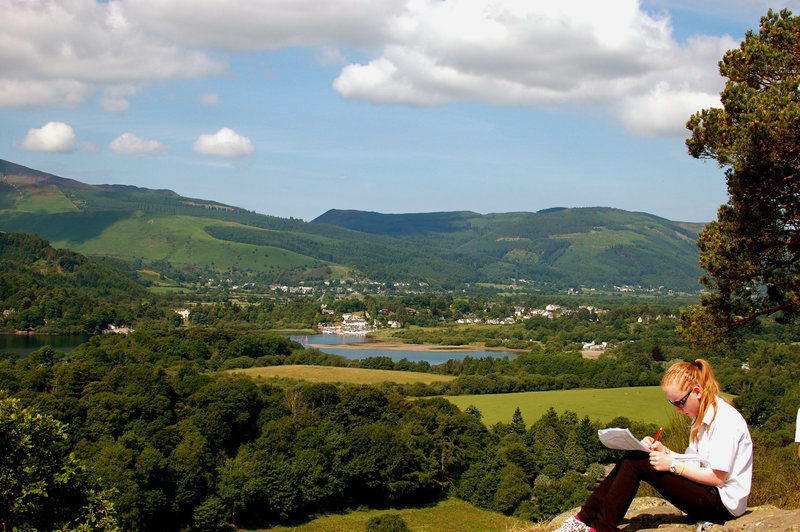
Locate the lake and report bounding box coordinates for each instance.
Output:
[0,333,94,358]
[287,334,516,365]
[0,332,516,365]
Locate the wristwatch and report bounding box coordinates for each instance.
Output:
[669,460,677,473]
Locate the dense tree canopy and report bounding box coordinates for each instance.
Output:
[683,9,800,344]
[0,394,118,531]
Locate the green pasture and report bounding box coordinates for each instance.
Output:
[58,212,322,271]
[444,386,675,427]
[550,227,646,248]
[250,498,540,532]
[7,184,78,214]
[230,365,456,385]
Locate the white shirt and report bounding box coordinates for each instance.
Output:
[795,407,800,442]
[684,397,753,517]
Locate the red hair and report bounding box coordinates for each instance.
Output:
[662,359,720,443]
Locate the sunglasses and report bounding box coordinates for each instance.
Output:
[669,389,693,408]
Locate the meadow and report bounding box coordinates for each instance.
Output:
[444,386,675,427]
[58,212,321,271]
[232,364,675,427]
[250,498,541,532]
[229,364,456,385]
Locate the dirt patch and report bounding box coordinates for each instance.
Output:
[547,497,800,532]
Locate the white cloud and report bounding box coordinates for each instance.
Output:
[197,93,221,106]
[110,133,170,156]
[617,82,723,138]
[0,79,94,109]
[99,85,140,114]
[82,141,101,153]
[192,128,254,158]
[124,0,402,50]
[19,122,77,153]
[125,0,739,137]
[0,0,754,136]
[0,0,225,110]
[315,47,347,66]
[330,1,735,136]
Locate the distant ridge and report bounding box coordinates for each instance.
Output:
[0,158,705,291]
[0,159,178,195]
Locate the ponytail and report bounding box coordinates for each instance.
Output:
[662,359,720,443]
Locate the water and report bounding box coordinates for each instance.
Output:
[0,333,93,358]
[287,334,516,365]
[0,332,516,365]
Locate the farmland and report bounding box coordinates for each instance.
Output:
[230,364,456,385]
[252,498,539,532]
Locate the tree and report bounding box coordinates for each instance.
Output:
[365,513,410,532]
[510,407,526,434]
[563,429,587,473]
[683,9,800,345]
[0,395,119,531]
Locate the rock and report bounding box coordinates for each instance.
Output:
[547,497,800,531]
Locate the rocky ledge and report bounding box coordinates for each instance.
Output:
[548,497,800,531]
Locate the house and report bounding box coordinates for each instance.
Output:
[103,324,134,335]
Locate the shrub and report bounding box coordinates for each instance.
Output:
[365,513,410,532]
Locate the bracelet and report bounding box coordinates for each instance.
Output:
[678,461,686,476]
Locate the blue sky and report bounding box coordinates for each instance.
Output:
[1,0,798,223]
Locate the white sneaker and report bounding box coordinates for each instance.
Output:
[556,515,591,532]
[696,522,720,531]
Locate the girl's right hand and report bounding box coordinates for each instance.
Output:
[642,437,666,452]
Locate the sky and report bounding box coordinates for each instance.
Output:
[1,0,798,223]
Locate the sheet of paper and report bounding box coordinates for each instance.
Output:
[597,428,705,464]
[597,427,650,451]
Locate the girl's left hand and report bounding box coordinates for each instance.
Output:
[649,450,672,472]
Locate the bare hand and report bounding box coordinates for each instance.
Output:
[649,450,672,472]
[641,437,666,453]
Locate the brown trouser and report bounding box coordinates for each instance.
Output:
[577,451,736,532]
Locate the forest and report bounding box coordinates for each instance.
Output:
[2,324,800,532]
[1,204,800,532]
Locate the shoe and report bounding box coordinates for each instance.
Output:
[696,522,719,531]
[556,515,591,532]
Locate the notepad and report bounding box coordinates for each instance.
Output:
[597,427,703,463]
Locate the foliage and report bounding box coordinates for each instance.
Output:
[2,161,703,290]
[1,317,799,530]
[0,394,119,531]
[0,232,178,333]
[683,9,800,345]
[364,513,410,532]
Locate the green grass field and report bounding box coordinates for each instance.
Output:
[232,364,673,427]
[443,386,675,427]
[60,212,321,271]
[11,185,79,213]
[230,365,457,385]
[248,498,542,532]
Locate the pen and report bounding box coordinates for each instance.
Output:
[650,427,663,449]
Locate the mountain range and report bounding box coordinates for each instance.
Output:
[0,158,705,291]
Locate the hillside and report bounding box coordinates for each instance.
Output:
[313,208,705,290]
[1,158,705,291]
[0,232,155,333]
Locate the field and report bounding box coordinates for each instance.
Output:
[249,498,542,532]
[444,386,675,427]
[231,364,674,426]
[230,365,456,385]
[57,212,322,271]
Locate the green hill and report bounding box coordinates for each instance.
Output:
[0,158,705,291]
[313,208,704,290]
[0,232,155,332]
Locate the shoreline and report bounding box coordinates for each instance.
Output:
[306,340,526,353]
